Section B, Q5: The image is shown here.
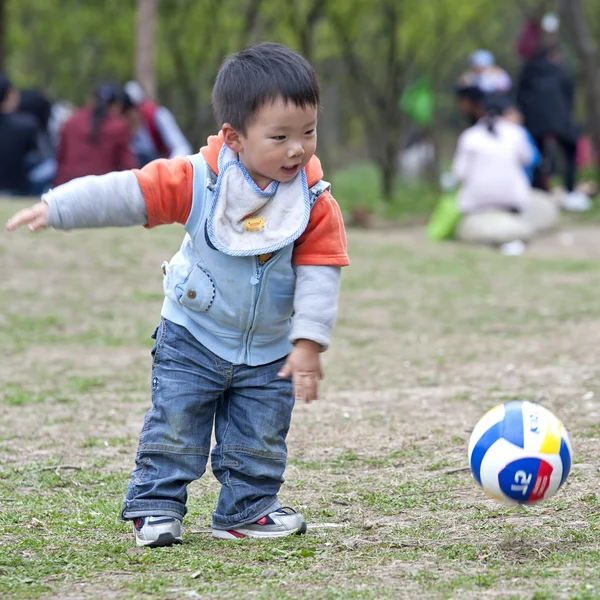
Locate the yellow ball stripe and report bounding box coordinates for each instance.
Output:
[539,416,562,454]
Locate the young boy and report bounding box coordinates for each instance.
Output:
[5,43,349,546]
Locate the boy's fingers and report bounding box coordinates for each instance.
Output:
[292,373,304,402]
[6,207,43,232]
[28,213,48,232]
[5,209,33,231]
[294,373,318,403]
[303,375,318,403]
[278,359,292,378]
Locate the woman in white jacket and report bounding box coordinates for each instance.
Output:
[453,96,558,246]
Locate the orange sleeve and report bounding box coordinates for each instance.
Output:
[133,157,193,228]
[293,190,350,266]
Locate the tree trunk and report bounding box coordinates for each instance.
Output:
[558,0,600,170]
[377,129,400,202]
[380,156,396,202]
[135,0,157,99]
[0,0,6,72]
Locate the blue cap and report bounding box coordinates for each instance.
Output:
[470,50,495,69]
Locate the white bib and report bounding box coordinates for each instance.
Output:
[206,145,311,256]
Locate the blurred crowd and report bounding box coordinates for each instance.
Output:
[445,10,595,249]
[0,76,191,197]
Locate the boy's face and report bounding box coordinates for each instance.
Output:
[223,97,318,189]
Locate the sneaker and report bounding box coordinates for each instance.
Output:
[133,516,183,547]
[500,240,526,256]
[561,191,592,212]
[212,507,307,539]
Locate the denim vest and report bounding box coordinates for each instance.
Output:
[161,153,329,366]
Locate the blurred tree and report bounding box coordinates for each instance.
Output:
[4,0,598,189]
[326,0,407,201]
[156,0,265,147]
[0,0,6,71]
[136,0,157,99]
[406,0,502,183]
[6,0,134,102]
[325,0,502,199]
[559,0,600,169]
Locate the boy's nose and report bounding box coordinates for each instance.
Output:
[287,144,304,158]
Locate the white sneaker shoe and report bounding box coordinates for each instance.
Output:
[500,240,526,256]
[212,507,307,539]
[561,191,592,212]
[133,516,182,547]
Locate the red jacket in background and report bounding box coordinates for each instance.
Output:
[516,18,541,61]
[54,107,137,186]
[139,100,169,157]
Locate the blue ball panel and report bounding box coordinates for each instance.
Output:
[501,402,525,449]
[470,421,503,486]
[559,438,571,488]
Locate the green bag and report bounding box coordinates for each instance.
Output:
[400,77,434,127]
[426,193,462,241]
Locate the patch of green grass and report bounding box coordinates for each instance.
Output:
[425,459,453,471]
[289,447,422,473]
[0,384,47,406]
[67,377,106,393]
[330,161,439,221]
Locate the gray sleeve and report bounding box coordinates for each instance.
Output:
[154,107,193,158]
[290,265,341,350]
[43,171,148,230]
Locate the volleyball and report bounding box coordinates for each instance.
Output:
[468,401,572,504]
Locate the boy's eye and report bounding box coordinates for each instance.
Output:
[304,129,316,135]
[271,135,286,141]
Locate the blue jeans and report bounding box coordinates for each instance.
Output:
[121,317,295,529]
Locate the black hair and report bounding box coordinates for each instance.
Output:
[0,73,13,104]
[121,89,136,114]
[455,84,485,104]
[482,93,513,135]
[211,42,320,134]
[90,83,122,143]
[18,89,52,131]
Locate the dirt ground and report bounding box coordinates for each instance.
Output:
[2,204,600,599]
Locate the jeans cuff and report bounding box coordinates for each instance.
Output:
[211,496,281,529]
[121,498,186,521]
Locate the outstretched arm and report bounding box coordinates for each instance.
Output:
[5,170,147,232]
[5,156,194,233]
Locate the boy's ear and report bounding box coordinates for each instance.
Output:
[221,123,244,153]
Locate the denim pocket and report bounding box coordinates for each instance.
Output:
[178,264,216,313]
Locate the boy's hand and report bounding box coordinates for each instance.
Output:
[5,202,49,232]
[278,339,322,403]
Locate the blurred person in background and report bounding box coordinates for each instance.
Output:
[18,88,52,142]
[500,100,541,183]
[457,50,512,96]
[455,84,486,126]
[123,80,192,167]
[54,83,136,186]
[516,10,560,61]
[47,100,75,150]
[0,73,43,196]
[452,94,558,248]
[17,88,57,192]
[516,44,589,211]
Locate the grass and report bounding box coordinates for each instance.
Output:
[330,161,440,221]
[2,197,600,598]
